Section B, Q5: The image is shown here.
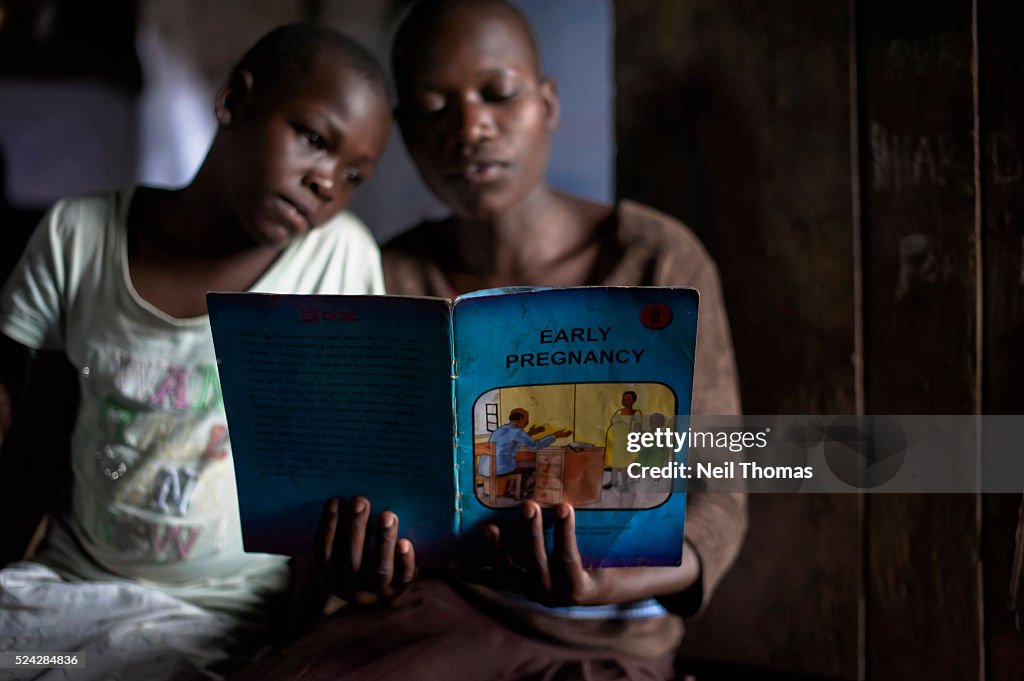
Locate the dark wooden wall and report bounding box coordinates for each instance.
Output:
[615,1,1023,679]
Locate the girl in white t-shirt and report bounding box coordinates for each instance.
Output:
[0,23,393,680]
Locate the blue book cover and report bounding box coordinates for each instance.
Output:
[208,287,697,567]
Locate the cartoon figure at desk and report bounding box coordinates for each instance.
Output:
[480,408,572,500]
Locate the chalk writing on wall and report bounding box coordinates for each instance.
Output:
[870,122,970,193]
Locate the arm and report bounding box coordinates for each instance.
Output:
[514,430,556,449]
[0,334,27,441]
[0,345,78,567]
[666,255,747,614]
[512,428,571,450]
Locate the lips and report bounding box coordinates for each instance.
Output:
[446,158,510,184]
[274,195,313,232]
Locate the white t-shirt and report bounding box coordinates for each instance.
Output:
[0,188,384,617]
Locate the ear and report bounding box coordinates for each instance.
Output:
[539,75,560,132]
[215,69,255,127]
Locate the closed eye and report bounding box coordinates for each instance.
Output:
[408,93,448,119]
[481,73,522,103]
[482,86,518,103]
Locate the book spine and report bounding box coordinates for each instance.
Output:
[450,303,461,536]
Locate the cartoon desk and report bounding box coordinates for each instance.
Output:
[475,442,605,507]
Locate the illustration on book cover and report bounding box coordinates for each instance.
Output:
[472,383,676,510]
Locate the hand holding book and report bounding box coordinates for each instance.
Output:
[483,501,702,607]
[315,497,417,605]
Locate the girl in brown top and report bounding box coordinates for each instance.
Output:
[241,2,748,679]
[383,0,746,614]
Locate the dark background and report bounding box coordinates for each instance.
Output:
[616,1,1023,679]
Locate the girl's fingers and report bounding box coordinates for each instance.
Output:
[315,498,341,587]
[376,511,398,592]
[553,503,586,598]
[316,497,416,603]
[484,523,501,550]
[397,538,416,586]
[483,523,504,569]
[348,497,369,577]
[522,501,552,591]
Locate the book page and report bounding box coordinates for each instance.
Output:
[208,293,456,562]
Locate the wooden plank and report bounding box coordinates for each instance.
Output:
[983,495,1024,681]
[978,0,1024,678]
[615,2,860,678]
[681,494,862,679]
[857,0,982,679]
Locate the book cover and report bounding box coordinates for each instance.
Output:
[207,286,697,567]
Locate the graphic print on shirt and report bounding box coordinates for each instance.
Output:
[81,347,234,563]
[149,424,229,516]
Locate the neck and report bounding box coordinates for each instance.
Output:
[448,186,596,278]
[171,164,249,257]
[137,146,262,260]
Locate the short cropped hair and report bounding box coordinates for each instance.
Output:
[391,0,541,92]
[232,22,389,103]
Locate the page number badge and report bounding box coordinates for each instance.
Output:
[640,303,672,330]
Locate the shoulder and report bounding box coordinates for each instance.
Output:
[615,200,717,284]
[285,210,382,269]
[0,189,125,350]
[302,211,380,255]
[256,211,385,295]
[38,189,124,247]
[20,188,127,283]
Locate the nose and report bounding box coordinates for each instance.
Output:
[303,161,337,203]
[453,97,495,147]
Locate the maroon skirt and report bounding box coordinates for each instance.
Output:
[233,578,680,681]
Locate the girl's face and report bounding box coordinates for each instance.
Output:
[396,7,558,221]
[221,53,391,247]
[622,392,635,408]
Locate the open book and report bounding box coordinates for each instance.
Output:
[207,287,697,567]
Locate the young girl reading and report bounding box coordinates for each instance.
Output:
[0,23,392,680]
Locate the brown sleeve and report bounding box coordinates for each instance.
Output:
[650,216,748,614]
